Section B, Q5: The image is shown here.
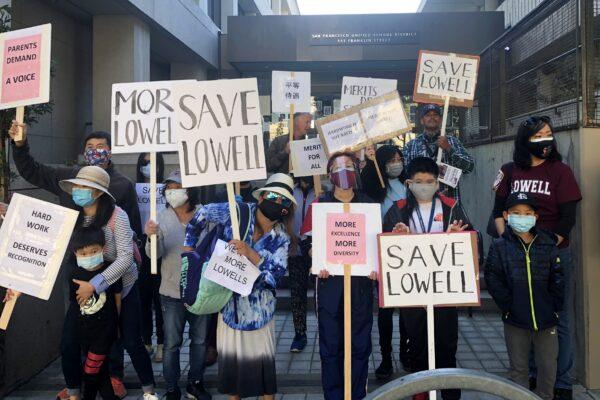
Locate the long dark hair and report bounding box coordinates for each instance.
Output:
[162,185,201,213]
[513,116,563,169]
[136,153,165,183]
[361,145,405,202]
[75,192,116,229]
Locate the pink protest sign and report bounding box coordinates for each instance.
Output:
[1,34,42,103]
[326,212,367,265]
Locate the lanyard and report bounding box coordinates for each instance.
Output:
[413,199,437,233]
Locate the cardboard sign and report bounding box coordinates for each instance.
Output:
[111,80,192,154]
[0,194,77,300]
[438,163,463,188]
[290,137,327,177]
[378,232,480,308]
[271,71,311,113]
[311,203,381,276]
[316,91,411,155]
[0,24,51,109]
[326,213,367,265]
[175,78,266,188]
[136,183,166,228]
[413,50,480,107]
[340,76,397,110]
[204,240,261,296]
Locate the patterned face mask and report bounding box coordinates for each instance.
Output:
[84,148,111,166]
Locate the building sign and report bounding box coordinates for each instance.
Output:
[310,31,419,46]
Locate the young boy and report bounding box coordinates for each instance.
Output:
[383,156,469,400]
[485,192,564,400]
[70,227,122,400]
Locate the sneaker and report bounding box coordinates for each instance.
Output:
[55,388,69,400]
[290,333,307,353]
[165,388,182,400]
[412,393,429,400]
[554,388,573,400]
[529,377,537,391]
[154,344,164,363]
[110,377,127,399]
[375,358,393,380]
[186,381,212,400]
[205,346,218,367]
[142,392,160,400]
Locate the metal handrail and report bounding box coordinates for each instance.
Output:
[365,368,542,400]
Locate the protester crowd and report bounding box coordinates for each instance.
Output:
[0,104,580,400]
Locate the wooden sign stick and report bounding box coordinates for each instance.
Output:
[288,104,295,173]
[0,290,20,330]
[427,303,438,400]
[342,202,352,400]
[150,151,158,275]
[14,106,24,142]
[226,182,241,241]
[436,95,451,164]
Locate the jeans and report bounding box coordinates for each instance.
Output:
[161,295,208,392]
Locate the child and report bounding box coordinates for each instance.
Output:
[70,227,122,400]
[382,156,469,400]
[485,192,564,400]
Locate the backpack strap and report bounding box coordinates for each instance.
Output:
[236,202,252,242]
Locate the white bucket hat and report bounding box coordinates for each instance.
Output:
[59,166,115,201]
[252,173,297,205]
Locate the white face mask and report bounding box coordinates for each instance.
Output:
[165,189,188,208]
[140,164,151,178]
[409,182,439,202]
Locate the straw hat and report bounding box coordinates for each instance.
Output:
[59,166,115,201]
[252,173,297,205]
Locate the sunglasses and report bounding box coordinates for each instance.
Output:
[263,191,292,208]
[522,115,551,127]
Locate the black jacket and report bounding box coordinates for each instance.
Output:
[382,192,470,233]
[485,227,564,331]
[12,140,142,237]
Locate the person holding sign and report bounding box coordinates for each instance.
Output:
[382,157,470,400]
[182,174,296,400]
[299,152,377,400]
[57,167,158,400]
[144,170,208,400]
[403,105,474,201]
[485,192,564,400]
[266,112,313,174]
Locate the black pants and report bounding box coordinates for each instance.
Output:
[377,307,409,365]
[401,307,460,400]
[82,352,118,400]
[289,255,311,335]
[139,252,164,346]
[206,313,218,349]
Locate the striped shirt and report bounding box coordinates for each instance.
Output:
[88,207,138,298]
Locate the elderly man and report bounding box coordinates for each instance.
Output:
[266,112,313,174]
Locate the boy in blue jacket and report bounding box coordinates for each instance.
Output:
[485,192,564,400]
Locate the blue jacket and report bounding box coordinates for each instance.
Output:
[485,227,564,331]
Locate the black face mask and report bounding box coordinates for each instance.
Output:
[258,199,290,222]
[526,139,554,159]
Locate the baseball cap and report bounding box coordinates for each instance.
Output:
[505,192,537,211]
[420,104,443,118]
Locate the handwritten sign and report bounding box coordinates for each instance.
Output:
[0,194,78,300]
[340,76,397,110]
[316,91,411,155]
[271,71,311,113]
[413,50,480,107]
[290,137,327,177]
[378,232,480,308]
[311,203,381,276]
[175,78,266,188]
[136,183,166,228]
[0,24,51,109]
[204,240,261,296]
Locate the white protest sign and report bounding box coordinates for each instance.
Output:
[438,163,463,188]
[378,232,480,308]
[136,183,166,228]
[311,203,381,276]
[340,76,397,110]
[316,91,411,155]
[271,71,311,113]
[0,194,78,300]
[204,240,261,296]
[413,50,480,107]
[290,137,327,177]
[111,80,193,154]
[0,24,51,110]
[175,78,266,188]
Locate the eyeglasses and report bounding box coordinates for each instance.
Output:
[264,191,292,208]
[330,166,356,174]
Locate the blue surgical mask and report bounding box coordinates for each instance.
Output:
[72,188,95,207]
[140,164,151,178]
[76,252,104,270]
[507,214,536,233]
